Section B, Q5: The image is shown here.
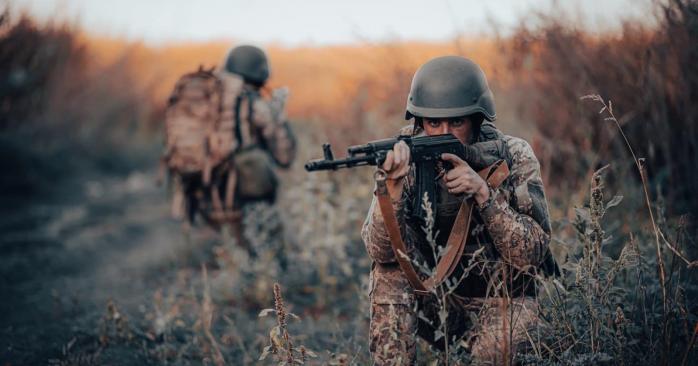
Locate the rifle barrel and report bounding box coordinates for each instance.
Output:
[304,154,376,171]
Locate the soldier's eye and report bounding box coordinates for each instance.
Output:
[427,120,441,128]
[449,119,465,127]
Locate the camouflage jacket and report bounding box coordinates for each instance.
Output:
[217,71,296,168]
[361,123,553,297]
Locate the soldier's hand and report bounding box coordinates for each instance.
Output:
[381,141,411,180]
[441,153,490,204]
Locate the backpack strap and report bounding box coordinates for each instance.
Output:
[224,168,237,210]
[247,90,256,133]
[232,88,261,151]
[233,95,244,151]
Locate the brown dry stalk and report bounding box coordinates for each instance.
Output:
[580,95,698,364]
[681,322,698,366]
[501,296,511,366]
[273,283,295,364]
[200,264,226,366]
[582,95,696,267]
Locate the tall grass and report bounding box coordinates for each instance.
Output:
[500,0,698,217]
[3,1,697,364]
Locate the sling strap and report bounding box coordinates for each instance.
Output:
[374,160,510,296]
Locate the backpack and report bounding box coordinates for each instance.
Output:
[162,66,281,225]
[163,66,236,184]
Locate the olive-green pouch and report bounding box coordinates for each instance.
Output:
[233,148,278,199]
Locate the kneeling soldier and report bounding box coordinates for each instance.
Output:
[362,56,557,364]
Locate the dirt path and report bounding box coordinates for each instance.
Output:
[0,169,198,364]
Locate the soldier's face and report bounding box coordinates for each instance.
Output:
[422,117,473,144]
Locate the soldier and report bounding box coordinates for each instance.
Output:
[215,44,295,206]
[214,45,296,259]
[165,45,296,258]
[361,56,556,364]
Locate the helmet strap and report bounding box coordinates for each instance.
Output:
[470,113,484,144]
[414,116,424,130]
[413,117,423,133]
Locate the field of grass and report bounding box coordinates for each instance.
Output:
[1,1,697,364]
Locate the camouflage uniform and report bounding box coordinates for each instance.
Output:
[229,79,294,267]
[183,71,296,261]
[362,124,552,365]
[216,70,295,170]
[177,71,296,213]
[180,71,296,213]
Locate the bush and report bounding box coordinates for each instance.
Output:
[501,0,698,216]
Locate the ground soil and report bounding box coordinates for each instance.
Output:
[0,166,200,364]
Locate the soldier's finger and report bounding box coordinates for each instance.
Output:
[398,165,410,178]
[400,142,411,164]
[393,144,402,165]
[449,185,466,194]
[383,151,394,171]
[445,166,467,181]
[453,175,472,189]
[441,153,467,167]
[445,179,461,189]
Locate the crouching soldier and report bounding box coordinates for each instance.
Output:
[163,45,296,258]
[361,56,557,364]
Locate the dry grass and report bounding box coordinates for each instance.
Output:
[2,1,697,365]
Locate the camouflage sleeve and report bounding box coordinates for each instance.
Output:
[478,137,551,269]
[362,124,425,265]
[361,182,408,264]
[263,119,296,168]
[252,98,296,168]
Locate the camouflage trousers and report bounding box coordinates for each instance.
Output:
[369,263,539,365]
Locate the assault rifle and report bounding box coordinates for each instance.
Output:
[305,134,506,218]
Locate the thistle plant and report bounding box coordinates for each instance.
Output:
[259,283,317,365]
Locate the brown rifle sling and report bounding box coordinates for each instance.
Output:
[374,160,510,296]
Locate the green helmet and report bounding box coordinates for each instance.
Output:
[405,56,496,121]
[224,45,270,86]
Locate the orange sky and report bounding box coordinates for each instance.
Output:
[82,36,502,122]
